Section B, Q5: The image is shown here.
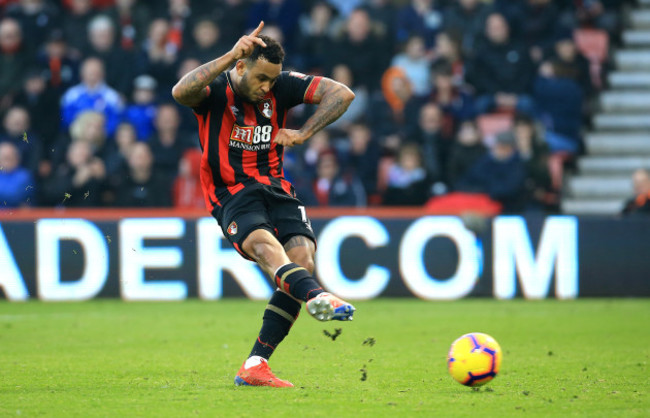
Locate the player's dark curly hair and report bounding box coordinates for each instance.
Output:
[246,35,285,65]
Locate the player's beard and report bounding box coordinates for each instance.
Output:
[239,72,261,103]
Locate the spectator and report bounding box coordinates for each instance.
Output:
[0,18,32,108]
[183,18,229,64]
[163,0,195,51]
[534,61,583,155]
[621,169,650,216]
[326,0,363,18]
[446,119,487,189]
[36,29,80,91]
[396,0,444,48]
[104,121,135,183]
[247,0,302,51]
[457,130,527,212]
[443,0,492,56]
[41,139,106,207]
[0,141,34,208]
[139,18,179,92]
[366,0,398,52]
[432,32,465,86]
[211,0,250,46]
[328,64,368,130]
[521,0,560,62]
[512,114,558,212]
[339,123,380,197]
[61,0,95,54]
[149,103,191,179]
[5,0,60,54]
[391,35,432,97]
[297,1,337,73]
[114,141,172,207]
[105,0,152,50]
[172,147,204,208]
[575,0,623,40]
[85,14,136,96]
[52,110,107,169]
[296,129,331,180]
[124,74,158,140]
[372,66,414,136]
[296,149,366,207]
[13,69,61,150]
[60,57,124,137]
[173,56,201,131]
[0,106,42,173]
[332,8,388,90]
[428,59,475,136]
[547,31,593,98]
[468,13,536,115]
[408,103,448,182]
[383,142,430,206]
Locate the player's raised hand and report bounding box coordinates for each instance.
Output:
[230,21,267,60]
[273,129,307,147]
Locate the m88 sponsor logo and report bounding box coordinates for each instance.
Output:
[230,124,273,145]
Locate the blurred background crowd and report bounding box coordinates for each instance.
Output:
[0,0,636,214]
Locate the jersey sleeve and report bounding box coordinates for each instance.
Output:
[276,71,323,108]
[192,76,227,115]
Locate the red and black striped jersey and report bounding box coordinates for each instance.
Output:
[192,70,322,212]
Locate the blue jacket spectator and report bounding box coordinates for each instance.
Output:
[396,0,443,48]
[61,57,123,137]
[124,75,158,140]
[0,106,42,174]
[0,142,34,208]
[247,0,302,51]
[534,64,583,154]
[457,131,527,212]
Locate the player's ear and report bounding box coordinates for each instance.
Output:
[236,60,247,76]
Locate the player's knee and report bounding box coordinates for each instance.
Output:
[246,240,275,263]
[243,235,281,268]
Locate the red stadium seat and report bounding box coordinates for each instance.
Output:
[477,113,514,146]
[573,29,609,88]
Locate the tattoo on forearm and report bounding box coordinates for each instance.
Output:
[301,85,351,136]
[175,62,218,99]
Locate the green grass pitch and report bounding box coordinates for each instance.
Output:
[0,299,648,417]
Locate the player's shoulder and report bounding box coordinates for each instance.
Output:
[211,72,229,93]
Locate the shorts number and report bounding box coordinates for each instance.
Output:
[298,205,307,222]
[253,125,272,144]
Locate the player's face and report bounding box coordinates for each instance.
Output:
[239,59,281,102]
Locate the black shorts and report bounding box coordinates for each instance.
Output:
[212,185,316,260]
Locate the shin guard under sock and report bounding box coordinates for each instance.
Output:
[249,290,302,359]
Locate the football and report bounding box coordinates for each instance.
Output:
[447,332,502,386]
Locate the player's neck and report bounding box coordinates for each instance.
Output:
[227,68,245,99]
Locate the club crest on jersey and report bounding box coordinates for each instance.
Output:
[258,99,273,119]
[227,221,238,235]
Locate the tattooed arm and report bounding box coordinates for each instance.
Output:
[171,21,267,108]
[273,78,355,146]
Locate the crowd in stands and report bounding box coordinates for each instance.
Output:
[0,0,631,213]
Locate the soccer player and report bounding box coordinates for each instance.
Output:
[172,21,356,387]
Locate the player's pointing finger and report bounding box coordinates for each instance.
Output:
[250,21,264,37]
